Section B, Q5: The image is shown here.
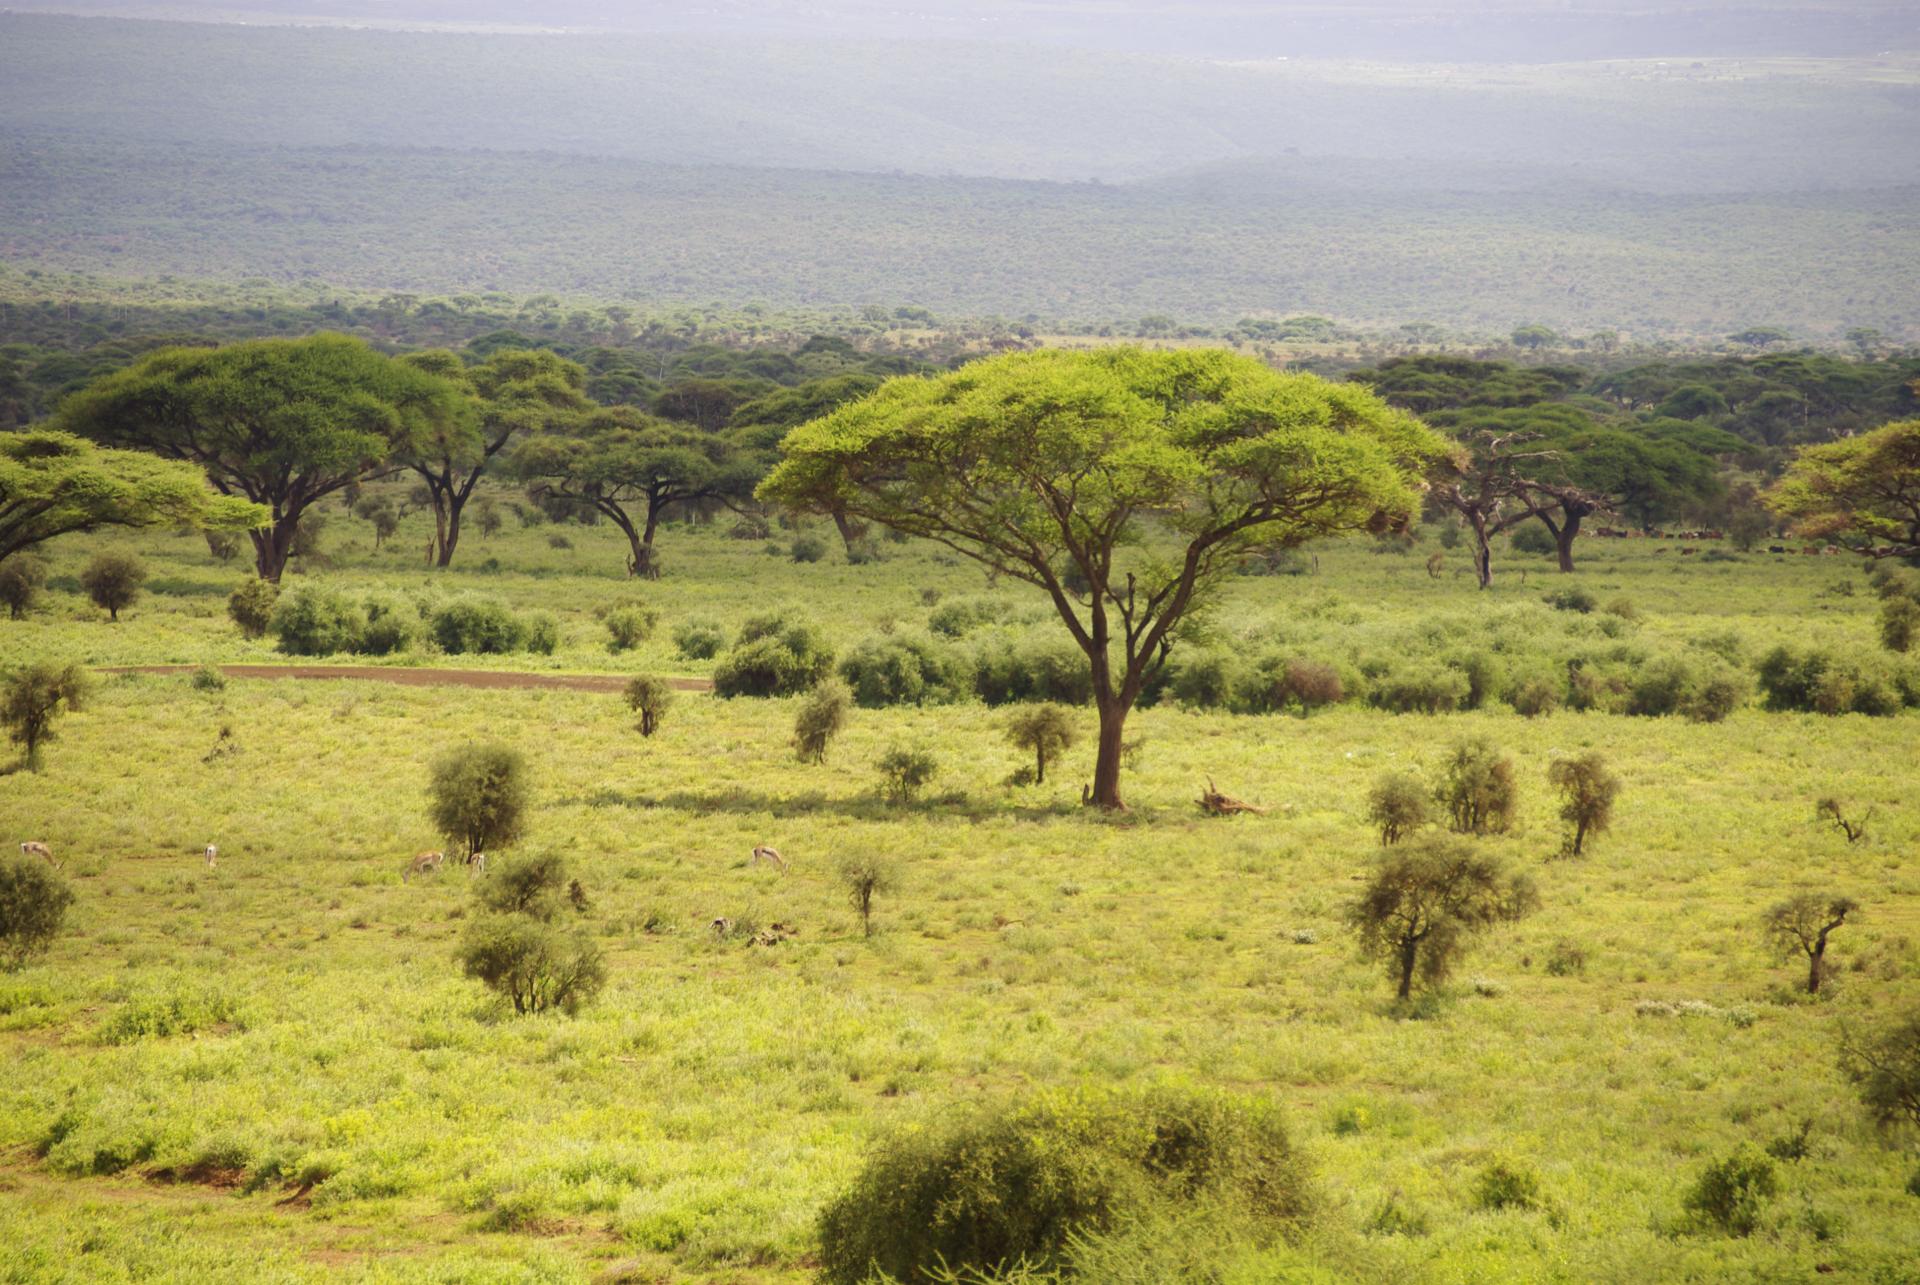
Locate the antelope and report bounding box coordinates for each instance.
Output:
[751,844,787,873]
[710,916,734,939]
[205,844,218,869]
[20,841,55,867]
[403,850,445,882]
[466,850,487,875]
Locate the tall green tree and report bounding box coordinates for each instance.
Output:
[1768,419,1920,560]
[760,348,1443,809]
[1,429,263,567]
[56,334,465,581]
[398,347,590,567]
[512,407,759,578]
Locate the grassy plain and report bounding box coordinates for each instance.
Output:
[1,504,1917,1283]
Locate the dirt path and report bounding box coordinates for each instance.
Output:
[103,665,714,693]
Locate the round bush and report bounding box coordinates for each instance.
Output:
[431,596,527,655]
[605,605,658,652]
[457,916,605,1016]
[523,611,561,656]
[1271,659,1345,713]
[1168,650,1244,711]
[269,584,366,656]
[227,579,279,639]
[428,743,530,858]
[80,552,147,621]
[973,634,1093,706]
[0,555,49,620]
[712,617,834,698]
[928,596,1006,638]
[672,618,727,660]
[791,534,827,564]
[839,635,973,708]
[816,1086,1310,1285]
[358,591,417,656]
[0,853,75,969]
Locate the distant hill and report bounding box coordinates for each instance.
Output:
[5,130,1915,337]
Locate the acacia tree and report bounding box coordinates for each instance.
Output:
[1763,893,1857,995]
[2,662,88,771]
[1,429,263,567]
[1768,420,1920,560]
[513,407,758,578]
[398,348,591,567]
[1347,836,1539,1000]
[760,348,1442,809]
[57,334,465,581]
[1428,429,1560,589]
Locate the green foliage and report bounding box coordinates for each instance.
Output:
[0,854,74,970]
[1756,644,1907,716]
[839,635,972,708]
[1548,752,1621,856]
[815,1086,1309,1285]
[1682,1148,1778,1236]
[604,605,658,652]
[1880,597,1920,653]
[268,583,367,656]
[1473,1159,1547,1212]
[456,916,606,1016]
[793,679,852,764]
[928,596,1010,638]
[1510,525,1556,557]
[1367,772,1431,846]
[1436,739,1519,835]
[1,661,87,770]
[478,852,571,922]
[0,555,48,620]
[226,578,279,639]
[1004,704,1078,786]
[427,743,530,859]
[1347,835,1538,999]
[1841,1008,1920,1134]
[523,610,560,655]
[790,534,827,564]
[1768,419,1920,556]
[430,596,528,654]
[878,744,939,803]
[1369,663,1470,715]
[837,855,898,937]
[0,428,263,565]
[1543,586,1597,613]
[357,591,418,656]
[711,615,834,697]
[623,675,674,737]
[79,552,146,621]
[96,983,244,1044]
[973,635,1094,707]
[671,618,727,660]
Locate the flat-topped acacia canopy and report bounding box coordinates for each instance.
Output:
[760,346,1446,809]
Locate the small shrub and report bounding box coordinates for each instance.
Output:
[457,916,606,1015]
[605,605,658,652]
[523,611,560,656]
[1815,796,1872,844]
[428,743,530,859]
[1544,940,1588,977]
[1270,658,1345,713]
[430,596,527,654]
[1682,1148,1777,1236]
[928,596,1005,637]
[1369,663,1470,715]
[1547,752,1620,856]
[814,1086,1309,1285]
[1473,1159,1544,1211]
[546,532,573,550]
[478,852,570,921]
[837,855,897,937]
[794,679,852,764]
[1436,738,1518,835]
[79,552,147,621]
[877,744,939,803]
[672,618,727,660]
[1881,597,1920,653]
[838,635,972,707]
[227,579,279,639]
[269,583,365,656]
[1839,1007,1920,1133]
[973,634,1093,706]
[791,534,827,563]
[712,616,835,698]
[0,855,75,969]
[1543,585,1596,613]
[623,675,674,737]
[1757,644,1900,716]
[1507,673,1562,717]
[1168,649,1243,710]
[0,555,49,619]
[1764,1118,1814,1162]
[1510,525,1556,557]
[1366,1196,1430,1237]
[2,662,88,771]
[1604,597,1639,621]
[1005,704,1078,785]
[189,664,226,693]
[1367,772,1431,845]
[358,592,417,656]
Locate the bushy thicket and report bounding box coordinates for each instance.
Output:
[0,854,75,969]
[712,613,836,697]
[839,634,973,707]
[431,595,557,656]
[972,633,1094,706]
[269,584,368,656]
[1756,644,1917,716]
[672,618,727,660]
[815,1086,1311,1285]
[603,604,657,652]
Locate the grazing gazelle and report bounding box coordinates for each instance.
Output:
[205,844,218,869]
[20,841,55,866]
[751,845,787,873]
[466,851,487,875]
[402,850,445,883]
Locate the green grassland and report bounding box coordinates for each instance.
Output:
[1,503,1917,1282]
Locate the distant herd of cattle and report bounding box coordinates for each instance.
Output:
[1592,528,1855,555]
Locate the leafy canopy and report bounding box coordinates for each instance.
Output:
[0,429,263,564]
[1768,419,1920,557]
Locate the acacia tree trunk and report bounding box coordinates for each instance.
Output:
[1088,696,1131,810]
[1807,938,1827,993]
[1553,509,1582,573]
[1034,745,1048,784]
[830,507,868,557]
[436,491,469,568]
[1397,938,1420,999]
[1468,513,1494,590]
[249,512,301,583]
